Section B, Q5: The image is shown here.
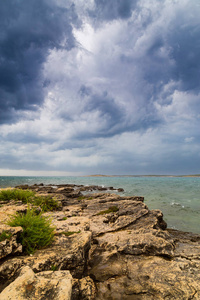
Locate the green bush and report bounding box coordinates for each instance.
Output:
[0,189,35,203]
[0,188,59,212]
[8,209,55,254]
[33,196,60,212]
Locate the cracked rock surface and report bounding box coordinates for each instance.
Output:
[0,184,200,299]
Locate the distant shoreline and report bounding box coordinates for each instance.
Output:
[87,174,200,177]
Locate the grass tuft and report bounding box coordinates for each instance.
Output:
[96,206,119,215]
[8,209,55,254]
[0,230,12,242]
[0,188,60,212]
[33,196,60,212]
[0,189,35,203]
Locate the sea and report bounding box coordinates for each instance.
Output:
[0,176,200,234]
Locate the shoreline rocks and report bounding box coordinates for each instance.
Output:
[0,184,200,299]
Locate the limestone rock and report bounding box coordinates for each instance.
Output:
[0,266,72,300]
[72,277,96,300]
[0,231,92,286]
[0,225,23,259]
[1,183,200,299]
[95,229,174,257]
[94,255,200,299]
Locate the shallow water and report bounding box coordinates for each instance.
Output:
[0,176,200,234]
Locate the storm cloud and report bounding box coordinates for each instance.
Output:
[0,0,79,123]
[0,0,200,175]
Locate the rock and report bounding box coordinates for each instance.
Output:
[94,255,200,299]
[0,266,72,300]
[0,202,28,226]
[94,229,174,257]
[0,231,92,286]
[0,183,200,299]
[0,225,23,259]
[72,277,96,300]
[56,187,75,194]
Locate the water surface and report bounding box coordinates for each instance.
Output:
[0,176,199,234]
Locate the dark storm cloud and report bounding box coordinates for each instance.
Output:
[76,85,161,141]
[0,0,79,124]
[168,23,200,92]
[89,0,138,21]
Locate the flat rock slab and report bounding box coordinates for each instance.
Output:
[93,254,200,299]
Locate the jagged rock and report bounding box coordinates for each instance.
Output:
[94,229,175,257]
[0,266,72,300]
[72,277,96,300]
[0,232,92,288]
[0,225,23,259]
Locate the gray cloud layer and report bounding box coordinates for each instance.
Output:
[0,0,78,123]
[0,0,200,175]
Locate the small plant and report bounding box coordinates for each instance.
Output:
[61,217,67,220]
[77,196,86,200]
[77,196,93,200]
[96,206,119,215]
[0,230,12,242]
[51,265,58,272]
[0,188,60,212]
[8,209,55,254]
[33,196,60,212]
[0,189,35,203]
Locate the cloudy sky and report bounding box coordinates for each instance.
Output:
[0,0,200,176]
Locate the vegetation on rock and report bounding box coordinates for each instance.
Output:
[0,230,12,242]
[0,188,60,212]
[96,206,119,215]
[8,209,55,254]
[0,189,35,203]
[33,196,60,212]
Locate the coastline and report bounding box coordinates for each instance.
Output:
[87,174,200,177]
[0,183,200,299]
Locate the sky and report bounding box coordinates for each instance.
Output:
[0,0,200,176]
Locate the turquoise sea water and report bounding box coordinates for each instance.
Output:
[0,176,200,234]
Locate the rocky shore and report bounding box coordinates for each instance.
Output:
[0,183,200,299]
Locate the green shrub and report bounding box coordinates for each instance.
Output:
[0,230,12,242]
[33,196,60,212]
[0,188,59,212]
[96,206,119,215]
[8,209,55,254]
[0,189,35,203]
